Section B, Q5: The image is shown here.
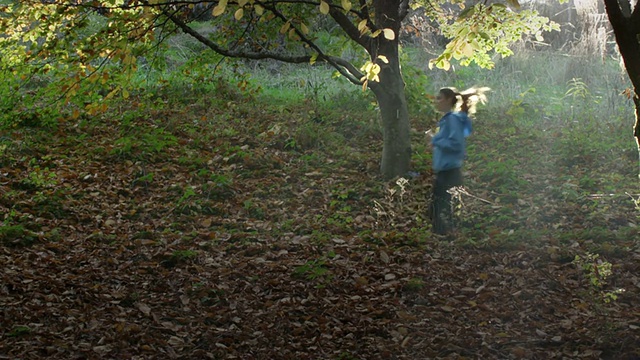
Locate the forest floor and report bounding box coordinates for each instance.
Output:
[1,89,639,359]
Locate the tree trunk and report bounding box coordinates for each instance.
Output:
[369,0,411,180]
[374,69,412,180]
[603,0,640,166]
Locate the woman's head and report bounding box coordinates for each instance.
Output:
[435,88,458,113]
[436,87,489,114]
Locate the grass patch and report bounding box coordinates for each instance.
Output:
[0,224,37,247]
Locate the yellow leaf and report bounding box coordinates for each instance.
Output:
[371,29,381,38]
[377,55,389,64]
[319,1,329,14]
[358,19,367,32]
[122,89,130,99]
[234,8,243,20]
[361,79,368,92]
[300,22,309,34]
[360,62,373,72]
[439,59,451,71]
[254,4,264,15]
[341,0,352,11]
[383,28,395,40]
[88,73,99,83]
[238,0,248,6]
[461,42,474,57]
[288,28,298,40]
[280,21,290,34]
[310,54,317,65]
[212,0,226,17]
[104,88,118,100]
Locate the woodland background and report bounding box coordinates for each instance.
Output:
[1,0,640,359]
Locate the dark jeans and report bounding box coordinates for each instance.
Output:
[430,168,463,235]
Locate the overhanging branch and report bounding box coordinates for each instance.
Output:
[257,1,363,83]
[329,6,373,51]
[162,8,309,63]
[157,4,364,84]
[399,0,410,21]
[326,55,364,84]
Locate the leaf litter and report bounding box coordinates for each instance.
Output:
[1,97,639,359]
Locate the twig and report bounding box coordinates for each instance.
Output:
[588,193,640,198]
[450,186,494,205]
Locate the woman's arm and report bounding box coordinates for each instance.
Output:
[432,116,464,153]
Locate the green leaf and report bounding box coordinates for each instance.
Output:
[459,6,476,20]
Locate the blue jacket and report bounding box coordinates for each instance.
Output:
[432,112,472,172]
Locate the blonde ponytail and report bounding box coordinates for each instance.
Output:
[458,86,490,115]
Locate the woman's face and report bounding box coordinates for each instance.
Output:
[435,92,453,113]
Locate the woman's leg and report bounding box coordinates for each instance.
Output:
[431,168,463,235]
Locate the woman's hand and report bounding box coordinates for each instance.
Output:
[425,129,434,138]
[425,129,434,147]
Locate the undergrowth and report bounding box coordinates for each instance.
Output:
[1,47,638,255]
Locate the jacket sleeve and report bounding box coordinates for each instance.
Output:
[432,115,464,153]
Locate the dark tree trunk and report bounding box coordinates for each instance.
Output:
[370,0,412,180]
[373,67,411,180]
[603,0,640,158]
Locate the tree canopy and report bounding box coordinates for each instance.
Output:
[0,0,561,178]
[0,0,560,89]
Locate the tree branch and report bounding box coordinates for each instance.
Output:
[326,55,364,84]
[162,8,310,62]
[359,0,371,19]
[617,0,632,17]
[157,3,363,84]
[399,0,410,21]
[632,0,640,20]
[258,1,363,83]
[328,6,373,51]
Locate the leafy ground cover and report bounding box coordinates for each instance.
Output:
[1,77,639,359]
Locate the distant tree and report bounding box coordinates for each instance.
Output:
[0,0,558,179]
[603,0,640,157]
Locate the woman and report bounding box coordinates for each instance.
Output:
[429,87,488,235]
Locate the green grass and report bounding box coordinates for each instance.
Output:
[1,42,639,359]
[1,39,638,246]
